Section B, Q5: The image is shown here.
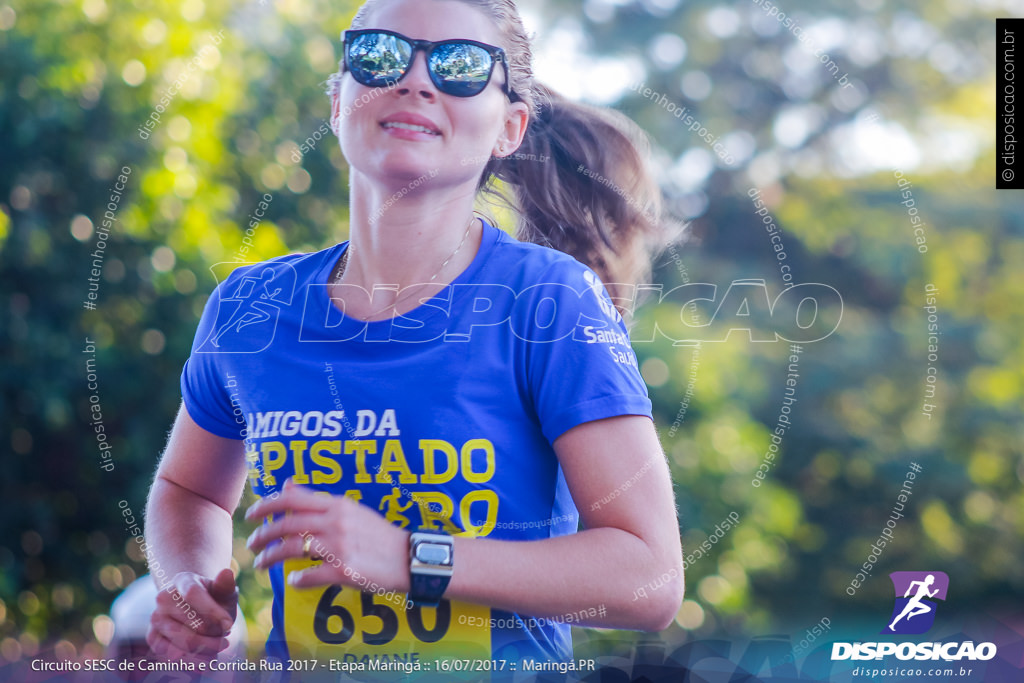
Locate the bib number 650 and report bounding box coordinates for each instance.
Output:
[313,585,450,646]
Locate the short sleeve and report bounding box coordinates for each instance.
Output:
[180,280,247,440]
[520,258,653,444]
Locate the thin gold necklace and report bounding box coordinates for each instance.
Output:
[333,216,476,321]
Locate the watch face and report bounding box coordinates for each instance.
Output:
[415,542,451,565]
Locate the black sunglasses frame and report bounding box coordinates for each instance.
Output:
[342,29,513,99]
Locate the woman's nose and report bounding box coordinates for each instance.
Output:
[396,51,437,101]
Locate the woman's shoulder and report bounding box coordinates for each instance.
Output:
[487,225,595,286]
[212,244,341,293]
[484,226,622,323]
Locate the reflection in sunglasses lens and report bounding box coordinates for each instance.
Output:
[432,44,491,83]
[352,33,411,83]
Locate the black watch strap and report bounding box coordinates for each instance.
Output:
[409,571,451,608]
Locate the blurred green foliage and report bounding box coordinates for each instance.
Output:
[0,0,1020,664]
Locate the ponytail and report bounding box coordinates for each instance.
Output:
[487,84,666,307]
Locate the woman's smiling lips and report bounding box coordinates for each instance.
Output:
[380,112,442,140]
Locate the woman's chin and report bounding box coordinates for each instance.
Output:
[376,167,438,190]
[351,150,430,178]
[355,160,477,196]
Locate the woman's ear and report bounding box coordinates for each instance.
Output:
[330,89,341,136]
[493,101,530,157]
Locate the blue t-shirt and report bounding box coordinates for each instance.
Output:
[181,221,652,670]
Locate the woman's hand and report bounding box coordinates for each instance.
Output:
[146,568,238,662]
[245,479,411,592]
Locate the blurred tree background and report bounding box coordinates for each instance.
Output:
[0,0,1019,670]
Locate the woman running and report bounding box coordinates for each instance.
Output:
[145,0,684,669]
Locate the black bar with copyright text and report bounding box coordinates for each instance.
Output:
[997,18,1022,189]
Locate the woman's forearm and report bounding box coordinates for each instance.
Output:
[445,417,685,632]
[145,475,236,582]
[447,526,683,632]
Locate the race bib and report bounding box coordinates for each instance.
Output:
[283,558,491,674]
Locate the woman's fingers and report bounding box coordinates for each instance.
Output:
[156,576,235,635]
[253,534,313,569]
[148,611,229,659]
[246,511,329,555]
[286,562,343,589]
[243,480,406,591]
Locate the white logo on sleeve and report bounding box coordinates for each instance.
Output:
[583,270,621,322]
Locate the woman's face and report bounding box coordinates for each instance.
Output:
[334,0,528,191]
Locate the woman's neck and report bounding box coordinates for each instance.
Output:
[342,171,483,292]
